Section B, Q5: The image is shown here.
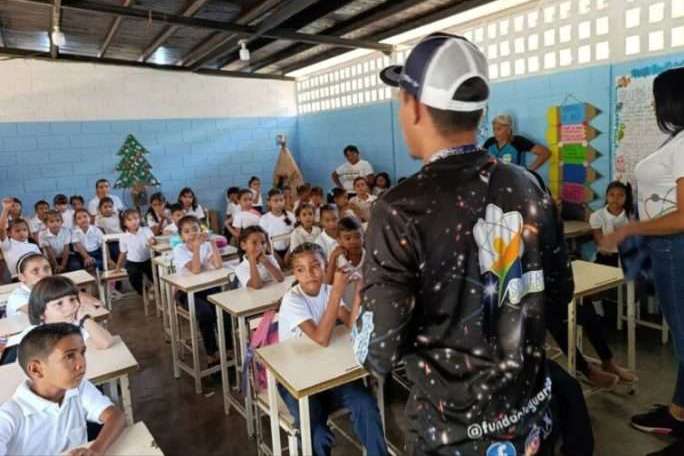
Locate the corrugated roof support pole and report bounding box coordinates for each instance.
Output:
[99,0,134,59]
[49,0,61,58]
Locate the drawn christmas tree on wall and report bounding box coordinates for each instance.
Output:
[114,134,160,189]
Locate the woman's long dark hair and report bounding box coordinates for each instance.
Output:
[654,68,684,136]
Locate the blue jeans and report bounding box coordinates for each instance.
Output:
[647,234,684,406]
[278,381,388,456]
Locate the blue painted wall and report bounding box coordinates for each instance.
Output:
[0,116,296,212]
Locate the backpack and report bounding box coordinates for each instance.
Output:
[241,310,279,393]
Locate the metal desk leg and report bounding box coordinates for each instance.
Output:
[216,306,231,415]
[151,252,161,318]
[266,370,282,456]
[299,395,312,456]
[237,315,255,437]
[188,291,202,394]
[166,281,180,379]
[120,375,134,425]
[627,281,636,372]
[567,297,577,377]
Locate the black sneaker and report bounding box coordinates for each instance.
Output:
[631,405,684,436]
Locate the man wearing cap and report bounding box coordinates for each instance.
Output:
[483,114,550,171]
[352,33,573,455]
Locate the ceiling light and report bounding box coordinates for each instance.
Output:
[51,26,66,47]
[239,40,250,61]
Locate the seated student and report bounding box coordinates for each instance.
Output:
[0,323,125,456]
[326,217,365,308]
[248,176,264,213]
[349,177,377,223]
[178,187,205,221]
[87,179,124,217]
[224,187,241,240]
[278,243,387,456]
[0,198,41,279]
[309,186,324,223]
[115,209,156,298]
[163,203,184,236]
[289,203,322,254]
[146,192,171,236]
[53,194,75,231]
[282,186,295,213]
[258,189,295,264]
[38,210,71,273]
[228,189,261,240]
[70,195,85,212]
[294,183,312,211]
[95,197,122,235]
[372,172,391,197]
[70,208,104,272]
[234,226,284,289]
[331,188,362,223]
[2,197,23,232]
[29,200,49,242]
[315,205,338,259]
[172,215,225,365]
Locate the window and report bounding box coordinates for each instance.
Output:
[527,10,539,28]
[514,37,525,53]
[649,30,665,51]
[488,23,498,39]
[649,3,665,23]
[578,21,592,40]
[528,55,540,73]
[625,7,641,29]
[499,19,510,35]
[596,16,609,35]
[559,1,572,19]
[500,40,511,57]
[528,34,539,51]
[578,44,592,63]
[672,25,684,46]
[674,0,684,18]
[544,29,556,47]
[559,48,573,66]
[515,58,526,75]
[514,15,525,32]
[559,24,572,43]
[625,35,640,55]
[595,41,609,60]
[500,61,511,77]
[489,63,499,79]
[544,6,556,23]
[544,52,557,69]
[578,0,591,14]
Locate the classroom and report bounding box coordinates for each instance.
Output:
[0,0,683,455]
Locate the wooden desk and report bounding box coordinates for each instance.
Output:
[257,326,367,456]
[92,422,164,456]
[564,220,592,239]
[208,277,294,435]
[0,306,110,337]
[0,269,96,297]
[569,261,636,377]
[160,267,234,394]
[0,336,138,424]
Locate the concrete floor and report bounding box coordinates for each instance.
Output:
[108,294,680,455]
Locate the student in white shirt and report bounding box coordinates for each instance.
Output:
[331,188,363,222]
[0,323,125,456]
[29,200,49,242]
[315,205,338,259]
[235,226,284,289]
[53,194,75,231]
[163,204,184,236]
[145,192,171,236]
[0,198,41,278]
[331,145,375,194]
[248,176,264,213]
[258,189,295,264]
[71,208,104,271]
[372,172,391,196]
[289,203,322,258]
[326,216,365,308]
[224,187,241,241]
[39,210,72,273]
[115,209,156,297]
[95,197,122,235]
[87,179,124,217]
[309,186,324,223]
[178,187,206,220]
[349,177,378,223]
[278,243,387,456]
[590,181,632,265]
[228,189,261,240]
[171,215,226,364]
[6,253,51,317]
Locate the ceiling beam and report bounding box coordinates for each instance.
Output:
[138,0,210,62]
[0,18,6,47]
[246,0,427,73]
[10,0,393,52]
[98,0,134,59]
[0,45,295,80]
[49,0,61,58]
[278,0,490,75]
[188,0,318,71]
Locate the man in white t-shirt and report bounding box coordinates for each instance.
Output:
[331,145,374,194]
[87,179,124,217]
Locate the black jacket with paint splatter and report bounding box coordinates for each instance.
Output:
[353,149,574,454]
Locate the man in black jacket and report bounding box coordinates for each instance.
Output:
[353,33,575,455]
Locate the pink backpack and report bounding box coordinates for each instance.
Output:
[241,310,279,393]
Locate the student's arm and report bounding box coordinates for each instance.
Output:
[43,244,58,269]
[261,255,284,282]
[325,246,345,284]
[299,272,348,347]
[0,198,11,241]
[331,171,343,189]
[246,255,264,289]
[209,239,222,269]
[59,245,70,273]
[529,144,551,171]
[81,316,114,349]
[114,251,127,272]
[73,242,95,266]
[81,406,125,456]
[188,240,203,274]
[592,229,603,246]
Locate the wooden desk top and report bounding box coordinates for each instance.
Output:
[563,220,593,238]
[256,326,366,399]
[0,270,96,296]
[0,306,110,337]
[572,260,624,298]
[161,267,232,293]
[208,276,294,317]
[0,336,138,402]
[97,422,164,456]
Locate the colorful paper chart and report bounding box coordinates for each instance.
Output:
[561,144,587,164]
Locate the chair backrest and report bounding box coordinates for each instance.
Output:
[101,233,125,272]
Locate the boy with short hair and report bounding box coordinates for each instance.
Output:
[164,204,185,236]
[39,210,72,273]
[0,323,125,455]
[29,200,50,242]
[54,194,75,231]
[326,217,365,309]
[87,179,124,217]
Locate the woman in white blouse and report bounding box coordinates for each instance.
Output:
[602,68,684,447]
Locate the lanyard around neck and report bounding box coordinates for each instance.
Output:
[425,144,479,164]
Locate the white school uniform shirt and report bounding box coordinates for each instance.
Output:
[278,284,345,342]
[372,187,387,197]
[163,222,179,235]
[60,208,75,230]
[259,212,295,251]
[0,379,112,456]
[589,207,629,254]
[234,255,281,288]
[635,132,684,221]
[250,189,264,208]
[39,227,71,257]
[232,210,261,229]
[71,225,104,253]
[95,214,122,234]
[289,226,322,252]
[6,283,30,317]
[87,195,124,216]
[146,210,170,231]
[349,194,377,221]
[28,216,46,235]
[336,159,374,192]
[0,239,40,277]
[337,250,365,309]
[172,242,214,275]
[120,227,154,263]
[225,202,241,218]
[184,204,206,220]
[315,231,338,259]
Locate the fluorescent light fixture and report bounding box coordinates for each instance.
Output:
[287,0,532,78]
